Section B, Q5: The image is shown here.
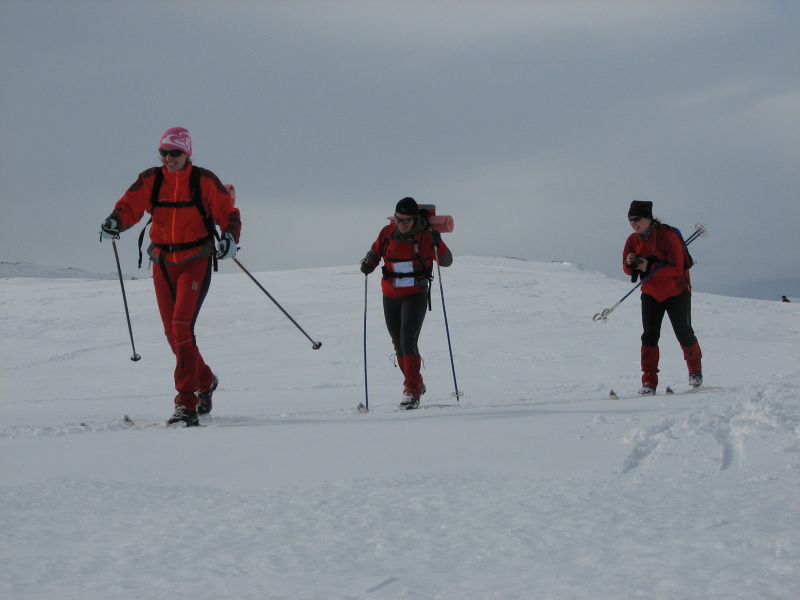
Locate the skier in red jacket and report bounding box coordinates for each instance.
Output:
[622,200,702,395]
[100,127,241,426]
[360,197,453,408]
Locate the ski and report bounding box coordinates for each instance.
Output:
[122,414,206,428]
[666,385,721,395]
[608,385,721,400]
[355,402,455,413]
[400,402,457,411]
[124,415,163,427]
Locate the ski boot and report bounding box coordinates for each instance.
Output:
[400,393,420,409]
[688,371,703,388]
[167,407,199,427]
[197,374,218,415]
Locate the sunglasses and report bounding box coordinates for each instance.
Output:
[628,216,646,222]
[394,216,415,225]
[159,148,184,157]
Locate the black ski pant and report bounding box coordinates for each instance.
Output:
[640,288,697,348]
[383,292,428,356]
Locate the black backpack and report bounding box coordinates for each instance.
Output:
[661,224,695,270]
[137,167,220,270]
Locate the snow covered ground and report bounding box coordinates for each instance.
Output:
[1,256,798,600]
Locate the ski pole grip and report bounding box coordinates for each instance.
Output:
[429,215,454,233]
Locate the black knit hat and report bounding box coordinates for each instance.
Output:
[628,200,653,219]
[395,197,419,216]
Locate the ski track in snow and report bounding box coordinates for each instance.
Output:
[618,381,799,477]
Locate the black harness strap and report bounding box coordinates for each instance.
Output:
[157,260,176,302]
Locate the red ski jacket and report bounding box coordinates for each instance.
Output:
[622,224,690,302]
[109,164,241,265]
[365,221,452,299]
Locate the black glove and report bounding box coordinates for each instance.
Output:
[360,259,374,275]
[633,255,652,273]
[429,229,442,246]
[643,255,659,273]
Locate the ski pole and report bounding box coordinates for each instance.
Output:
[232,258,322,350]
[434,246,462,400]
[593,223,707,321]
[111,239,141,361]
[357,275,370,413]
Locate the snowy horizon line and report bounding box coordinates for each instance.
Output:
[1,259,796,303]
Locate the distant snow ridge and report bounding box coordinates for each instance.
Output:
[0,262,120,280]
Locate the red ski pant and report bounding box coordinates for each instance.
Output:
[153,257,214,410]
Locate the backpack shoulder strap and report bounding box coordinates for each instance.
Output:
[150,168,164,205]
[660,223,694,269]
[190,167,220,271]
[189,167,219,238]
[379,223,395,257]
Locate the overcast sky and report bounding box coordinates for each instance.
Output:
[1,0,798,300]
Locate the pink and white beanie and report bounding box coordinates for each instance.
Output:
[158,127,192,157]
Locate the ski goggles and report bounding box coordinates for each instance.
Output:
[628,216,646,222]
[159,148,185,157]
[394,216,415,225]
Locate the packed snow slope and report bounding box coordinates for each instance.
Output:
[1,256,798,600]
